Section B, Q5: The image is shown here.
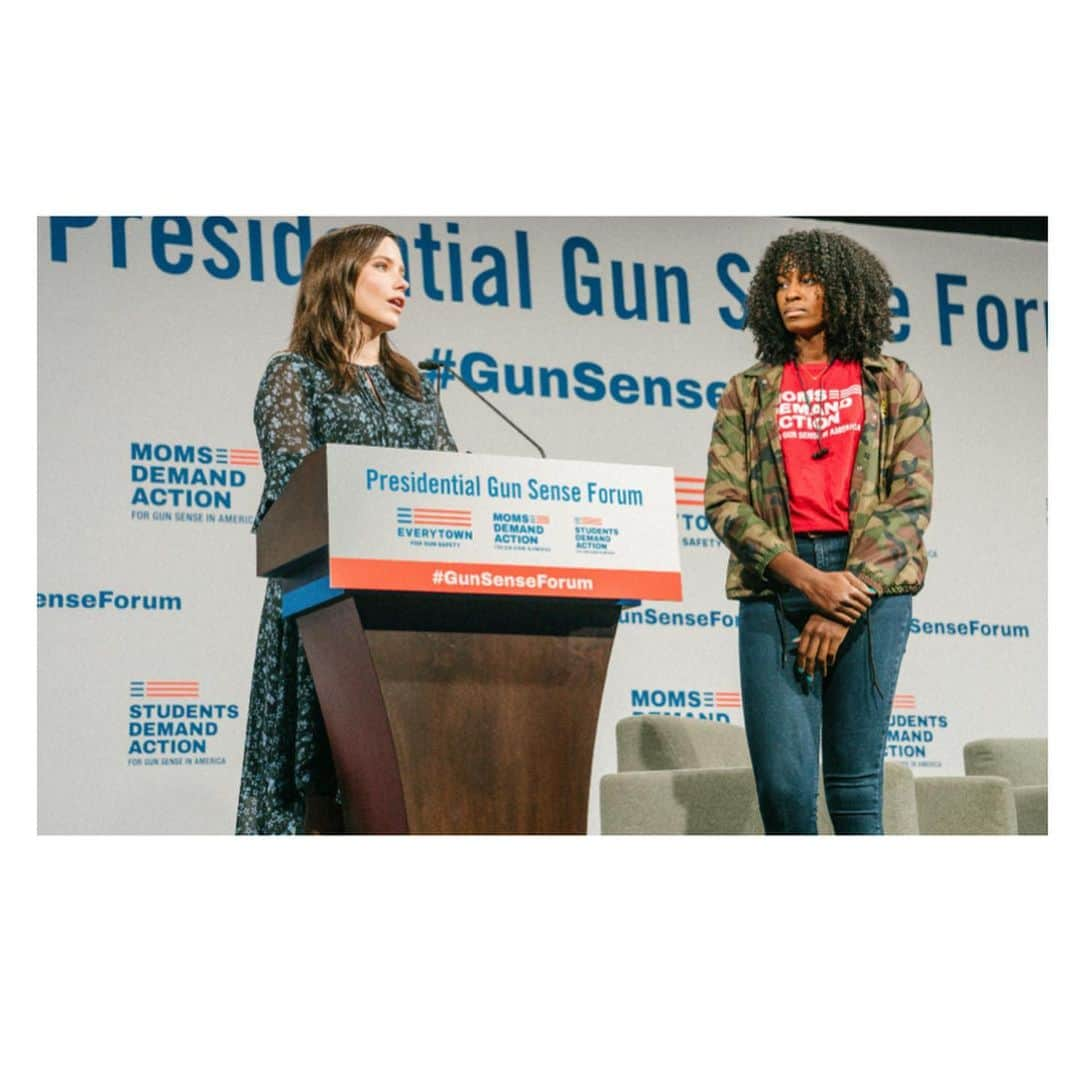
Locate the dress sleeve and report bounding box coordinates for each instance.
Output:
[252,355,317,530]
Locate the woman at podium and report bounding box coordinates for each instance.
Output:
[236,224,457,835]
[704,228,932,835]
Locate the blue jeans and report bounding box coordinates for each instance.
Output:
[738,534,912,835]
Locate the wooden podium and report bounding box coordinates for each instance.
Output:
[257,445,681,834]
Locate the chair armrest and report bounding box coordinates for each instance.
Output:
[1012,785,1048,835]
[600,767,764,835]
[914,776,1018,835]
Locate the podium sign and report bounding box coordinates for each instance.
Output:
[324,445,682,600]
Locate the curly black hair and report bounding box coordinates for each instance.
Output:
[745,229,894,364]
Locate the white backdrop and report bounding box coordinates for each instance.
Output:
[37,216,1047,834]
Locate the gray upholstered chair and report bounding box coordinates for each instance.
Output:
[615,713,753,772]
[601,766,766,835]
[963,738,1048,835]
[601,715,920,835]
[602,714,763,834]
[601,714,1018,836]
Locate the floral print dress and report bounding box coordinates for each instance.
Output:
[235,352,457,834]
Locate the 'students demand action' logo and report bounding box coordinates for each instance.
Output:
[574,514,617,555]
[127,678,238,766]
[887,694,948,766]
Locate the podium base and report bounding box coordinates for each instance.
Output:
[297,592,621,834]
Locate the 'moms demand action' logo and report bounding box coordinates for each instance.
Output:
[127,679,238,766]
[494,511,550,551]
[129,442,260,525]
[629,687,743,723]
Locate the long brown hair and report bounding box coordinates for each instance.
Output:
[288,223,422,399]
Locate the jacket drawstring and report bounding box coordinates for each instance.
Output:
[751,378,765,436]
[866,601,882,697]
[773,590,788,671]
[759,379,794,673]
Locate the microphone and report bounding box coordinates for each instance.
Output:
[419,359,547,458]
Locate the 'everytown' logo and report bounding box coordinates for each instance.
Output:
[127,679,238,766]
[674,475,724,550]
[630,688,743,723]
[887,694,947,766]
[129,442,260,525]
[397,506,474,549]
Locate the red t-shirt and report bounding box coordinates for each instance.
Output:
[777,359,865,534]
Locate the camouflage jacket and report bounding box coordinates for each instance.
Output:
[704,354,932,599]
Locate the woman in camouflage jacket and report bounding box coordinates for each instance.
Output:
[704,229,932,835]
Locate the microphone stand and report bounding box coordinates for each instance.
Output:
[419,359,547,458]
